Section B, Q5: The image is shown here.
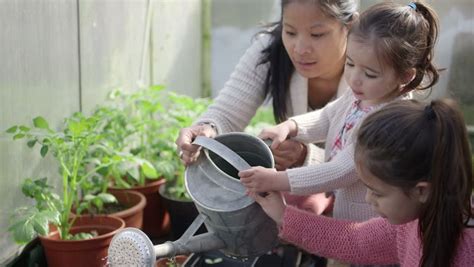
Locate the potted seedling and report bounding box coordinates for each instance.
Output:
[78,105,157,228]
[6,113,125,267]
[102,86,174,237]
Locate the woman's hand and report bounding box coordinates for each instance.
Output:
[248,191,286,227]
[239,166,290,193]
[175,124,217,165]
[259,120,298,149]
[271,139,307,170]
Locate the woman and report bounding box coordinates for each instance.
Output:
[177,1,358,266]
[177,0,357,176]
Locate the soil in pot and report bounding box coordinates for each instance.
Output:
[81,190,146,228]
[155,255,189,267]
[39,215,125,267]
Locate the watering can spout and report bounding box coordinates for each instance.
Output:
[154,213,225,258]
[154,232,225,258]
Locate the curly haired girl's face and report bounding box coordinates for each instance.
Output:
[281,1,349,81]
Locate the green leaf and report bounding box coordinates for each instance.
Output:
[13,133,25,140]
[155,161,175,180]
[21,178,36,197]
[19,126,30,132]
[127,167,140,182]
[32,213,50,236]
[34,177,49,189]
[150,85,165,92]
[76,202,89,215]
[92,198,103,211]
[97,193,117,204]
[142,161,158,179]
[42,210,60,225]
[69,232,95,240]
[40,145,49,157]
[27,139,37,148]
[68,120,86,136]
[33,116,49,129]
[6,126,18,133]
[9,219,36,244]
[83,194,95,201]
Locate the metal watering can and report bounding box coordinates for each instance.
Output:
[107,132,278,266]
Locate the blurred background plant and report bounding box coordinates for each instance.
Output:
[244,106,275,136]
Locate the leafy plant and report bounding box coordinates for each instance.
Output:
[92,86,170,189]
[244,106,275,136]
[102,86,211,200]
[6,113,116,243]
[159,91,212,200]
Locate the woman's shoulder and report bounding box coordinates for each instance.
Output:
[250,32,272,50]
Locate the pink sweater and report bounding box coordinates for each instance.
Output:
[280,206,474,266]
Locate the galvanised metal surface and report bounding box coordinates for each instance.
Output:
[185,133,278,257]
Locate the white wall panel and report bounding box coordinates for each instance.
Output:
[152,0,202,97]
[0,0,79,263]
[79,0,149,114]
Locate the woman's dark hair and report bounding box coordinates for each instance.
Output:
[355,99,473,267]
[257,0,357,122]
[350,1,440,94]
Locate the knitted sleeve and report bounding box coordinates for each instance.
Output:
[304,143,325,164]
[280,206,399,265]
[289,90,352,144]
[195,35,270,133]
[286,142,358,194]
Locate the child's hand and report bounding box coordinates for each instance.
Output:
[271,139,307,170]
[248,191,286,227]
[259,120,298,150]
[239,166,290,193]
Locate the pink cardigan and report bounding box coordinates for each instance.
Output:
[280,206,474,266]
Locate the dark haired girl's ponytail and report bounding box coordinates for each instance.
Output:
[408,2,440,90]
[418,99,472,267]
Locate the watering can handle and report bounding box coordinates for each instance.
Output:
[193,136,251,171]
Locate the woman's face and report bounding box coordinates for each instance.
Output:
[281,1,349,80]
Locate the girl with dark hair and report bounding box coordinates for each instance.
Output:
[240,1,440,223]
[249,99,474,266]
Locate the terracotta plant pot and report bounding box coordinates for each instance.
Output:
[109,190,147,228]
[109,178,170,238]
[155,255,189,267]
[39,215,125,267]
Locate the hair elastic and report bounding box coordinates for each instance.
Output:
[424,104,436,120]
[408,2,417,10]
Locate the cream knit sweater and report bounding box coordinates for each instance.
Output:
[288,90,407,221]
[196,35,347,165]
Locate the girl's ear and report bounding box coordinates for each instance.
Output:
[413,181,431,203]
[400,68,417,88]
